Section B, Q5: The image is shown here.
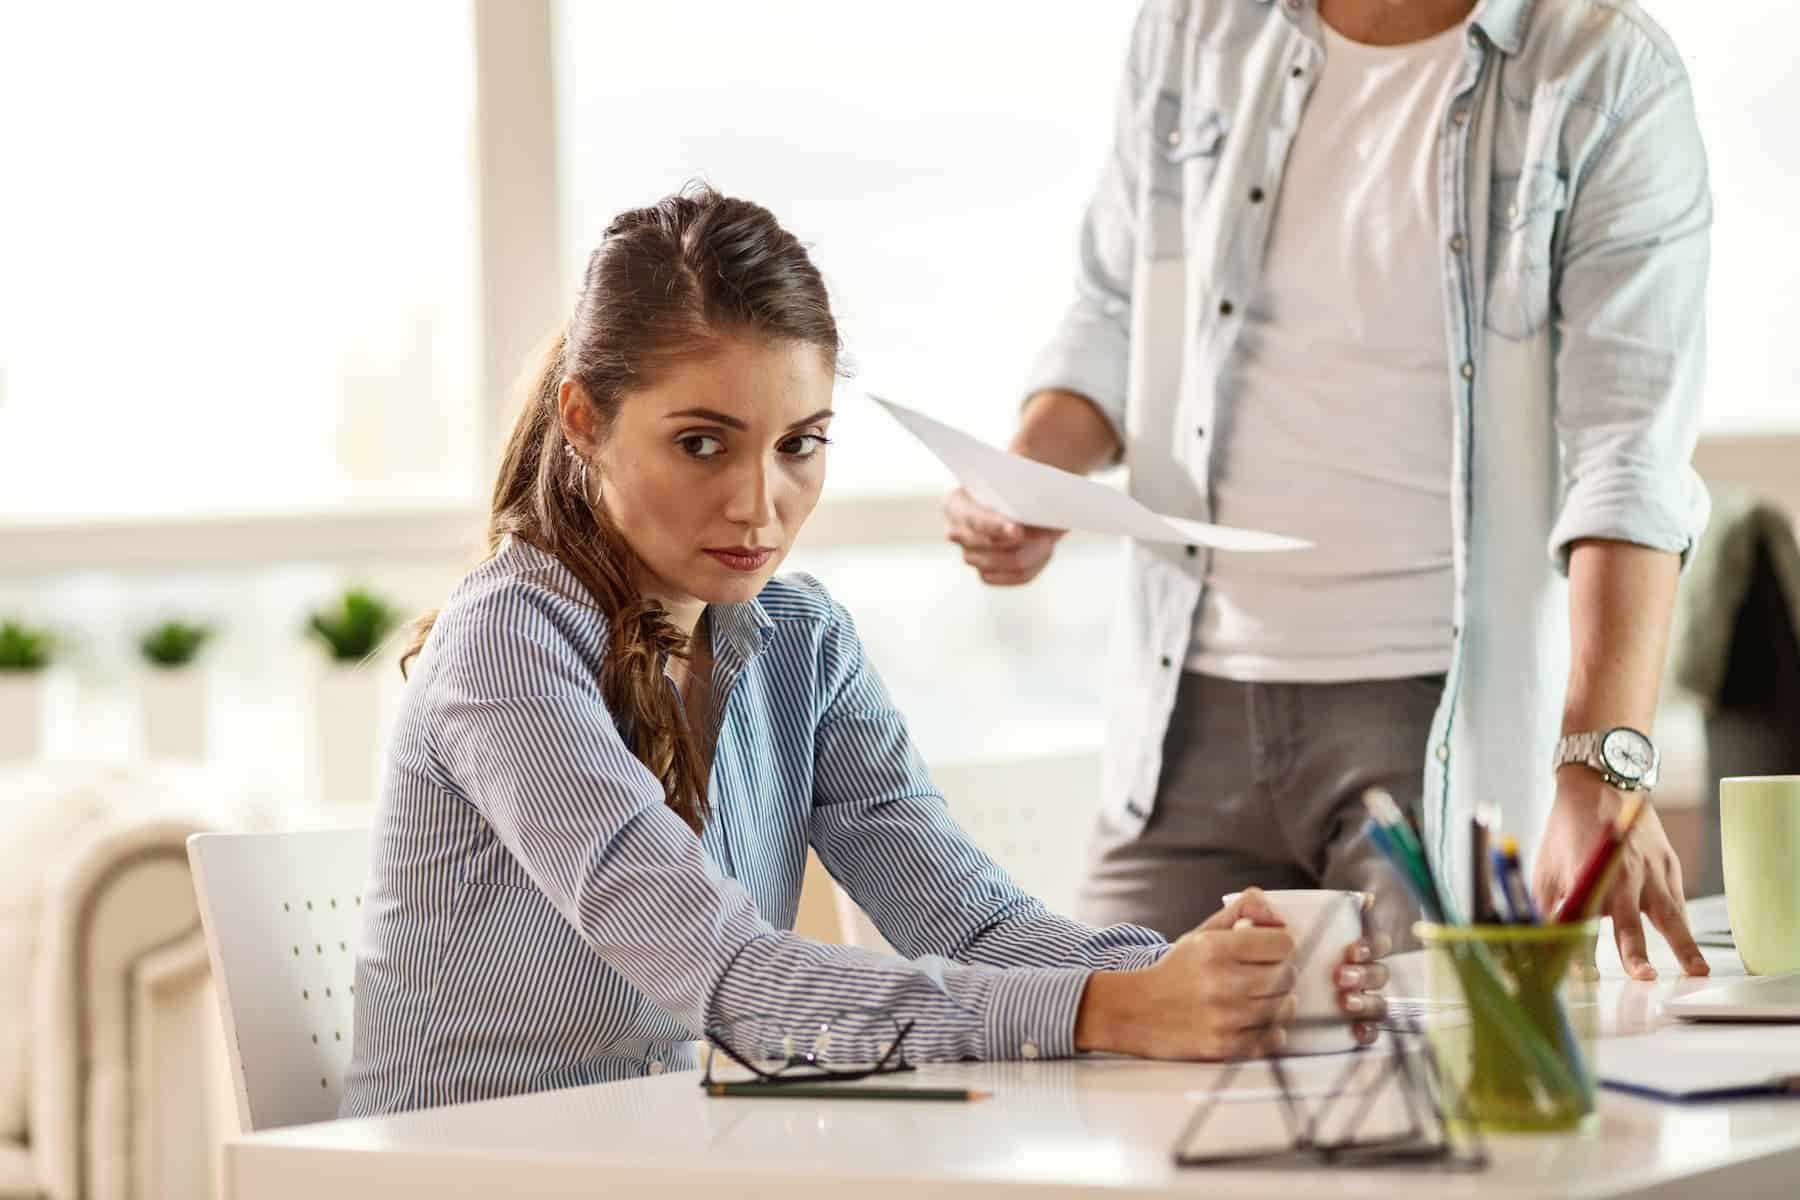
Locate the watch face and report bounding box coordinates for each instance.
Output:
[1601,728,1655,781]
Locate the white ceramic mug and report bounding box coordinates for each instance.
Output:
[1222,888,1364,1055]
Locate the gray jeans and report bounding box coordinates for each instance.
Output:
[1075,671,1442,946]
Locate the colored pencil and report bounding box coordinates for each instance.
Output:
[1554,793,1648,923]
[1364,818,1441,922]
[1364,789,1457,925]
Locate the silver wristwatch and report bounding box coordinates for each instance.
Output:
[1553,727,1659,791]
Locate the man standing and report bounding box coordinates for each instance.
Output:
[947,0,1711,979]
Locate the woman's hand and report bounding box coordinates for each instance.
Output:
[1333,929,1391,1046]
[1074,887,1389,1059]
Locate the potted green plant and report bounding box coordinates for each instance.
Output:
[0,619,53,761]
[307,589,400,813]
[138,619,213,760]
[307,589,398,663]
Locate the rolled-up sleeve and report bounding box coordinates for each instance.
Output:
[1548,71,1712,573]
[1022,2,1166,439]
[432,579,1100,1063]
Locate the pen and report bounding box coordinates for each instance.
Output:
[1495,835,1540,924]
[1489,844,1518,923]
[1472,810,1497,924]
[706,1083,990,1101]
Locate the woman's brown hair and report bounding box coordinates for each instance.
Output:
[402,184,842,833]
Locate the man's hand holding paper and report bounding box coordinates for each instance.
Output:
[875,395,1309,554]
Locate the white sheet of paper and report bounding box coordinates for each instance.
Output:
[871,395,1309,552]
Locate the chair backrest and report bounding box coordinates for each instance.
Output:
[187,828,370,1132]
[832,751,1102,949]
[936,752,1100,915]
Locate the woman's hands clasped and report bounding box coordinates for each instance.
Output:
[1073,887,1389,1060]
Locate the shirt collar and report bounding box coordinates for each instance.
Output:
[1256,0,1531,56]
[498,532,773,664]
[707,598,773,666]
[1469,0,1531,55]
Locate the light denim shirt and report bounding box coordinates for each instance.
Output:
[1027,0,1710,899]
[342,536,1164,1115]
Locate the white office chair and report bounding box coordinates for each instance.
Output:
[831,751,1102,949]
[187,828,370,1131]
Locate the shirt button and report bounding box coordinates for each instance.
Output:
[1436,744,1451,763]
[1249,186,1266,204]
[1219,300,1235,316]
[1460,361,1475,381]
[648,1060,665,1075]
[1452,108,1469,126]
[1449,234,1466,253]
[1196,425,1206,438]
[1167,128,1181,147]
[1021,1041,1041,1060]
[1160,655,1173,668]
[1291,65,1305,79]
[1186,545,1198,558]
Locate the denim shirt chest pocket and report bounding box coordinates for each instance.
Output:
[1144,91,1228,261]
[1484,164,1569,340]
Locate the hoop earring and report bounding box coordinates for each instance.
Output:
[563,442,594,504]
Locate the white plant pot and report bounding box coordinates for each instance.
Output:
[140,667,209,760]
[0,672,48,761]
[314,662,383,815]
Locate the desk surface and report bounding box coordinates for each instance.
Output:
[225,898,1800,1200]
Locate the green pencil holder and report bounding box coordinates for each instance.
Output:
[1415,920,1602,1134]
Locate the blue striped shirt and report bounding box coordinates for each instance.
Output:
[341,534,1167,1115]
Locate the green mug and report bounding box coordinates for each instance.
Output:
[1721,776,1800,975]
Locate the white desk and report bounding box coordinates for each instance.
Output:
[224,900,1800,1199]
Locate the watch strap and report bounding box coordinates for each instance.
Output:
[1555,729,1658,790]
[1553,731,1603,772]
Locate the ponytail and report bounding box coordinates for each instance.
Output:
[403,328,712,833]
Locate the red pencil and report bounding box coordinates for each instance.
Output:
[1554,793,1647,923]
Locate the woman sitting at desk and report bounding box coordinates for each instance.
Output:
[341,186,1388,1116]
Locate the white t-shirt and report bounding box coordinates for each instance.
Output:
[1189,19,1467,683]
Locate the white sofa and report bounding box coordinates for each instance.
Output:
[1,766,234,1200]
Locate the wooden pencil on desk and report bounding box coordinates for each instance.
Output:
[706,1083,991,1101]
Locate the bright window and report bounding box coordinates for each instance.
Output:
[0,1,484,524]
[550,0,1134,500]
